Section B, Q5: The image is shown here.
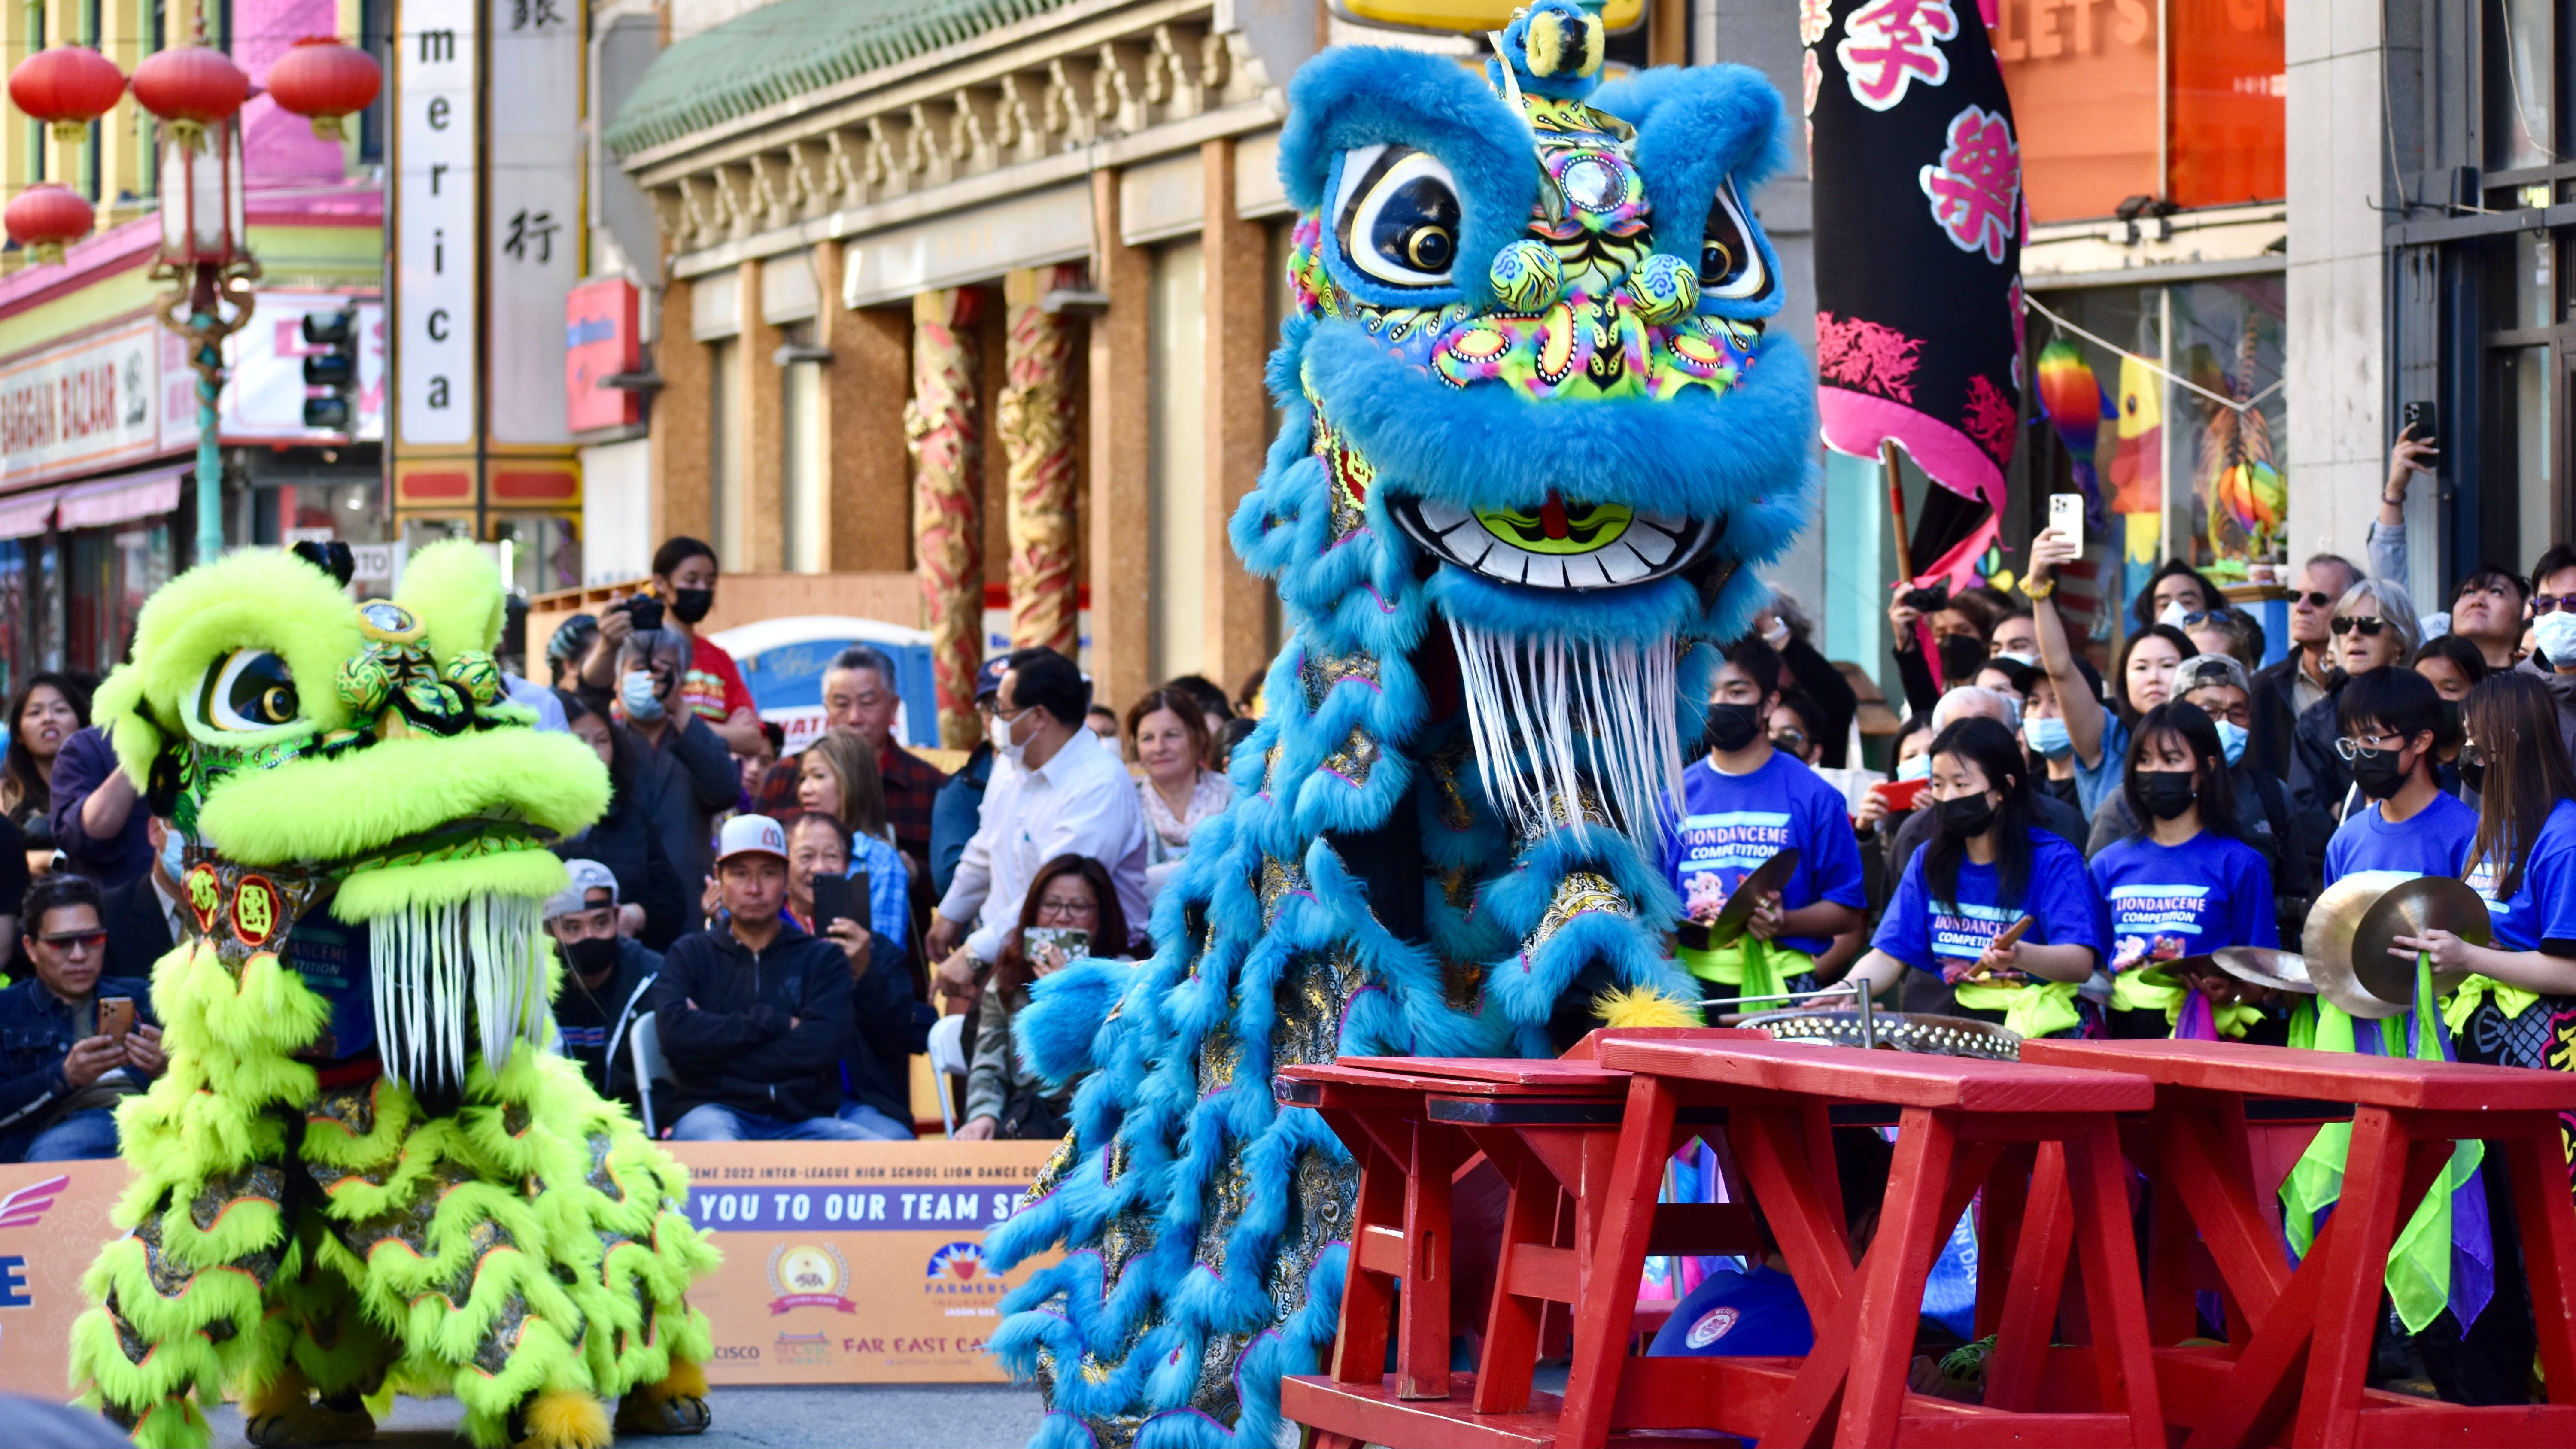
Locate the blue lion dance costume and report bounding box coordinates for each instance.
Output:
[987,7,1816,1443]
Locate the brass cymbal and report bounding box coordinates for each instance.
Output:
[2301,871,2415,1020]
[2211,947,2316,995]
[1710,847,1801,947]
[2353,875,2488,1003]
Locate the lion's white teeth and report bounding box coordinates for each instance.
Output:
[374,895,550,1093]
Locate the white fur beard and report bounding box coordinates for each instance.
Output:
[1447,618,1685,849]
[371,894,552,1092]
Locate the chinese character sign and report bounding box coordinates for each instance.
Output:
[486,0,581,445]
[1808,0,2023,526]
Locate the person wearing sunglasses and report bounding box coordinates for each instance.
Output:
[2319,666,2478,891]
[0,872,163,1163]
[2515,544,2576,771]
[2289,578,2424,826]
[2249,552,2363,782]
[2086,702,2280,1040]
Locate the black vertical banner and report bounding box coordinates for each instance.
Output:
[1806,0,2023,536]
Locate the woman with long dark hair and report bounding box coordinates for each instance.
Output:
[797,729,911,952]
[1843,717,2104,1038]
[2086,702,2279,1039]
[3,673,86,871]
[2399,672,2576,1051]
[954,854,1137,1141]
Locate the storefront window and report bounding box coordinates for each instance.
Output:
[2487,0,2558,173]
[491,513,581,597]
[64,522,170,677]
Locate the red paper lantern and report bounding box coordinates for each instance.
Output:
[265,37,379,141]
[7,46,127,142]
[131,45,248,150]
[7,183,95,264]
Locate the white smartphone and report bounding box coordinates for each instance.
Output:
[2049,492,2084,555]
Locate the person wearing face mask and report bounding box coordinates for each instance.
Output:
[578,536,764,755]
[1988,607,2040,667]
[99,815,188,980]
[613,629,740,918]
[543,861,661,1111]
[2413,635,2491,799]
[927,647,1149,1010]
[1887,584,2008,718]
[2086,657,2314,942]
[2512,544,2576,767]
[1841,718,2105,1038]
[1663,637,1867,1012]
[2085,703,2279,1040]
[2319,666,2479,890]
[2291,577,2425,825]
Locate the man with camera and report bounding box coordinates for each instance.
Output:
[580,536,764,756]
[0,873,164,1162]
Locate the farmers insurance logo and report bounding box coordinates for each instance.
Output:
[926,1241,1005,1299]
[765,1244,856,1315]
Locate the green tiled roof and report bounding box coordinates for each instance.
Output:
[605,0,1078,157]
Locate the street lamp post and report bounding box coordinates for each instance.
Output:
[134,40,255,566]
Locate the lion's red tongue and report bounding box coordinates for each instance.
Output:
[1539,491,1570,539]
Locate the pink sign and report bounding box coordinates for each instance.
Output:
[565,277,642,433]
[238,0,348,184]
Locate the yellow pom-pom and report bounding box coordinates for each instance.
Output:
[516,1390,612,1449]
[1591,983,1705,1029]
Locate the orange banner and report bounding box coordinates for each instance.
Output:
[0,1141,1063,1398]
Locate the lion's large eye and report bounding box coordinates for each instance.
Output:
[1335,144,1462,289]
[1700,179,1769,300]
[200,649,302,732]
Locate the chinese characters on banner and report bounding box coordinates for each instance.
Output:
[394,0,479,446]
[1806,0,2025,588]
[487,0,580,445]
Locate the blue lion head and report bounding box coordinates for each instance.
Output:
[1248,4,1816,841]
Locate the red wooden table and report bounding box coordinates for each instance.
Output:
[2021,1037,2576,1448]
[1574,1033,2168,1448]
[1276,1029,1766,1446]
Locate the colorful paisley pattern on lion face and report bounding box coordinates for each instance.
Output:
[982,6,1819,1446]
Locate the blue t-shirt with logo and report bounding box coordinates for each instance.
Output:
[1662,751,1867,957]
[2088,829,2278,976]
[2323,790,2479,887]
[2464,796,2576,954]
[1647,1264,1814,1358]
[1871,827,2103,986]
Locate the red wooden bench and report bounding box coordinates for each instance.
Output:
[1276,1029,1766,1446]
[2022,1037,2576,1448]
[1567,1033,2169,1448]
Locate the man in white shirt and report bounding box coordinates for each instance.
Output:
[926,648,1148,999]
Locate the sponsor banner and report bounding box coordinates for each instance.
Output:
[0,1141,1060,1397]
[0,319,163,490]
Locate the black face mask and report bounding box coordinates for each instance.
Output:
[1937,792,1997,838]
[2134,769,2198,820]
[560,934,619,981]
[1937,633,1986,686]
[2348,746,2412,800]
[668,586,715,625]
[2458,754,2486,794]
[1706,701,1764,753]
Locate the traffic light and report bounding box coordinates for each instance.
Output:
[301,307,360,431]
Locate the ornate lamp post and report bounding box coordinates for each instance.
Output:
[133,39,255,566]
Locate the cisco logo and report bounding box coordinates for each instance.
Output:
[710,1344,762,1362]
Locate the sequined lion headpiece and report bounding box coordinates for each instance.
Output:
[1247,1,1817,842]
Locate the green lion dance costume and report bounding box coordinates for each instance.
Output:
[67,541,717,1449]
[986,8,1814,1445]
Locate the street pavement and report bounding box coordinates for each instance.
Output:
[200,1383,1050,1447]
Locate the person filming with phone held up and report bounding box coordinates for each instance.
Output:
[0,873,164,1162]
[955,854,1137,1142]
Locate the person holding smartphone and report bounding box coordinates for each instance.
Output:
[1841,718,2105,1039]
[0,873,164,1161]
[956,855,1137,1142]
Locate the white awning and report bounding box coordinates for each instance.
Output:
[56,464,186,531]
[0,485,62,541]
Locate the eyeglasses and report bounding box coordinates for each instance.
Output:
[1769,727,1811,750]
[2334,729,2412,760]
[2294,591,2336,609]
[2535,594,2576,615]
[37,930,105,953]
[2171,609,2230,627]
[2329,616,2388,636]
[1035,895,1095,919]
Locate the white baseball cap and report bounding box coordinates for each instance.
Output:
[716,814,790,865]
[544,859,620,922]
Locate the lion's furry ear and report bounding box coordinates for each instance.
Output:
[395,539,508,661]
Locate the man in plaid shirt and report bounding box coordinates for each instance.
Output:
[823,645,948,869]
